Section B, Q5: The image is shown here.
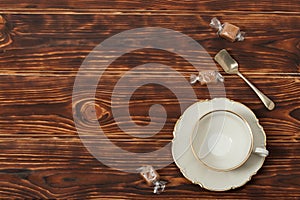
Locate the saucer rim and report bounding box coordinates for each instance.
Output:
[172,98,267,191]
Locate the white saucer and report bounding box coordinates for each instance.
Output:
[172,98,268,191]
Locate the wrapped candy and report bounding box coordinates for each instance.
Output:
[137,165,167,194]
[210,17,245,42]
[190,70,224,85]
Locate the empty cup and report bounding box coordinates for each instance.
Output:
[191,110,268,171]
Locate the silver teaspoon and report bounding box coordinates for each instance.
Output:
[214,49,275,110]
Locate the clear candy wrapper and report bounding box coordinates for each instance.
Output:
[210,17,245,42]
[190,70,224,85]
[137,165,167,194]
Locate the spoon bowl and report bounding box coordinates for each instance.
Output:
[214,49,239,74]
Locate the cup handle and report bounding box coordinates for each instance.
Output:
[253,147,269,157]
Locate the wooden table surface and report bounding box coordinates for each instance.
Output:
[0,1,299,199]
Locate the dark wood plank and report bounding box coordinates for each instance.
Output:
[0,0,299,13]
[0,74,299,105]
[0,126,299,198]
[0,138,299,198]
[0,162,298,199]
[0,2,299,198]
[0,74,299,198]
[0,75,299,136]
[0,14,299,74]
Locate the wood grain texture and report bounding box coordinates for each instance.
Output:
[0,15,13,48]
[0,0,299,199]
[0,14,299,74]
[0,0,299,13]
[0,73,299,198]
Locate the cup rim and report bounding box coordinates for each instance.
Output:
[190,109,254,172]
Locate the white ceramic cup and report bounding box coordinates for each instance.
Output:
[191,110,269,171]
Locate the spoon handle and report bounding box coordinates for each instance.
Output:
[237,72,275,110]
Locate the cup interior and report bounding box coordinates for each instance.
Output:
[191,110,253,171]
